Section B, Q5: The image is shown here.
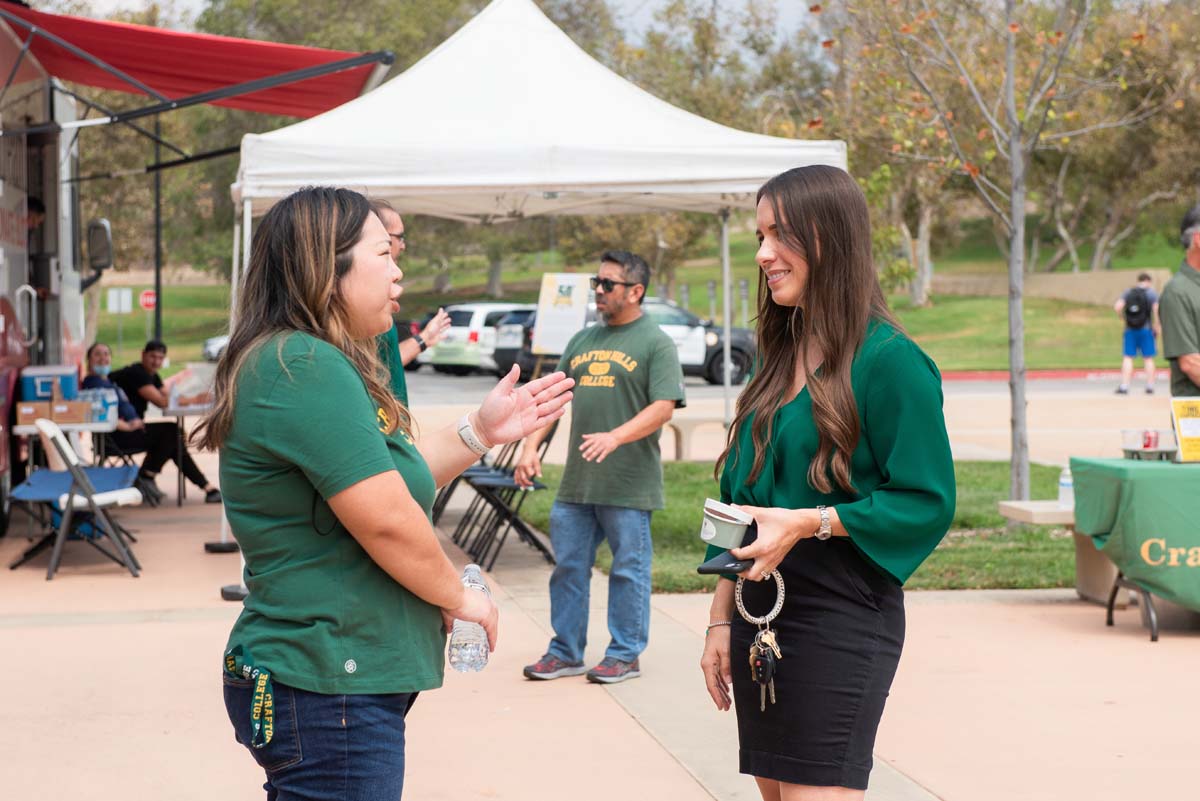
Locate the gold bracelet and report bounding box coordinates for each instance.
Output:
[705,621,732,635]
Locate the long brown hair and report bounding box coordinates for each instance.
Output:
[195,186,408,450]
[716,166,900,494]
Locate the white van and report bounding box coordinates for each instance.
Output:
[419,302,535,375]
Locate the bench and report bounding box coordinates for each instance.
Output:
[665,416,729,462]
[997,500,1125,607]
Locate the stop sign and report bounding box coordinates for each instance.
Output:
[139,289,157,311]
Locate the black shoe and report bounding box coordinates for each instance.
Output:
[135,477,161,507]
[205,489,223,504]
[137,474,165,500]
[1145,386,1155,394]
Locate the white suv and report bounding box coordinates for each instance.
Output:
[418,302,535,375]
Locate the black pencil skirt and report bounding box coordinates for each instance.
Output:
[730,536,905,790]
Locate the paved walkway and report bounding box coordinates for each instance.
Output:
[0,382,1195,800]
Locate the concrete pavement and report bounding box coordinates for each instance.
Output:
[0,380,1195,801]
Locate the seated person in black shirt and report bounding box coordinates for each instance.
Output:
[102,340,221,503]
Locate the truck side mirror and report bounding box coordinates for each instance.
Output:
[87,218,113,271]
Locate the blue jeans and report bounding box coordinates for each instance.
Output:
[223,674,417,800]
[547,501,653,664]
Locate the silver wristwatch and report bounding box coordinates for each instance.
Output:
[814,505,832,540]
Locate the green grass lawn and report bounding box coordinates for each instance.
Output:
[893,294,1118,370]
[95,285,231,374]
[516,460,1071,594]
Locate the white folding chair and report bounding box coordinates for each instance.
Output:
[29,419,142,579]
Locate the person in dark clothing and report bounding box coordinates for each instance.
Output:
[98,340,221,503]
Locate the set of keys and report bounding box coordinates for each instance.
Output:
[749,625,782,711]
[735,570,786,714]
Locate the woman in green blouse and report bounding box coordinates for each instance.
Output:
[197,187,573,800]
[699,166,955,799]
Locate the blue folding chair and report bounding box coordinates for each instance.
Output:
[8,419,143,580]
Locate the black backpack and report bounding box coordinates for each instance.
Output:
[1124,287,1151,328]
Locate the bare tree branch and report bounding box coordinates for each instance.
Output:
[885,22,1012,229]
[919,0,1010,139]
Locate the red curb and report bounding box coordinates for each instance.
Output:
[942,369,1123,381]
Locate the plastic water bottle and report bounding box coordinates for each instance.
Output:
[448,564,490,672]
[1057,467,1074,509]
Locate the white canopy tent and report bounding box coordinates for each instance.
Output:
[231,0,846,418]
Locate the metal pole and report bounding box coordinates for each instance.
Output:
[239,199,252,327]
[153,116,162,341]
[720,209,732,425]
[230,218,241,313]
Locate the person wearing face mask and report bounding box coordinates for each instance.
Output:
[698,166,955,801]
[99,341,221,503]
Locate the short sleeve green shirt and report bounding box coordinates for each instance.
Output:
[376,321,410,406]
[554,313,685,511]
[220,332,443,694]
[1158,262,1200,396]
[708,320,956,585]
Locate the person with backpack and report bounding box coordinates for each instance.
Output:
[1114,272,1160,394]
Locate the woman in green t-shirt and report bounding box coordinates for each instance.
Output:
[698,166,955,798]
[196,187,573,800]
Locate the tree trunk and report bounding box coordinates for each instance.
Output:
[486,255,504,298]
[910,203,934,307]
[662,263,677,303]
[1005,0,1030,502]
[1089,219,1119,272]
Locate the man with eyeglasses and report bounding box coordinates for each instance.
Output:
[516,249,685,684]
[370,199,450,405]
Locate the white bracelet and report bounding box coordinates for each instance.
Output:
[456,415,492,456]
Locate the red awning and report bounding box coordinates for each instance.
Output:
[0,4,379,118]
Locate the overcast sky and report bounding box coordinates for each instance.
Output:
[86,0,806,38]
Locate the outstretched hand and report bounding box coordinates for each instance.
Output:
[474,365,574,446]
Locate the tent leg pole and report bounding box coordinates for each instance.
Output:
[720,208,732,426]
[238,199,252,326]
[153,115,163,341]
[229,218,241,313]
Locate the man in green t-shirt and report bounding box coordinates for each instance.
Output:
[1160,205,1200,397]
[370,199,450,404]
[515,250,685,684]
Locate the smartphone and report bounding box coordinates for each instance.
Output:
[696,553,754,575]
[696,521,756,575]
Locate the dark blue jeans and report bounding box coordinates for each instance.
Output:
[223,674,417,800]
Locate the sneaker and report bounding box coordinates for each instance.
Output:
[135,476,162,506]
[1115,386,1129,395]
[1145,386,1155,395]
[205,489,223,504]
[523,654,587,681]
[585,657,641,684]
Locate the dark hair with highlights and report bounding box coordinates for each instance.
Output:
[195,186,408,450]
[716,165,901,494]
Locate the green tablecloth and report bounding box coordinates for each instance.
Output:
[1071,457,1200,611]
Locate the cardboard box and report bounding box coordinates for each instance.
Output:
[49,401,90,424]
[16,402,51,426]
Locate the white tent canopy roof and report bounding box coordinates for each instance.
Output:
[233,0,846,220]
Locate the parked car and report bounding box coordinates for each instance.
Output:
[202,334,229,361]
[418,302,535,375]
[491,308,538,375]
[492,298,756,384]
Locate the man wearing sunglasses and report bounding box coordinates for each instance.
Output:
[516,250,685,685]
[370,199,451,405]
